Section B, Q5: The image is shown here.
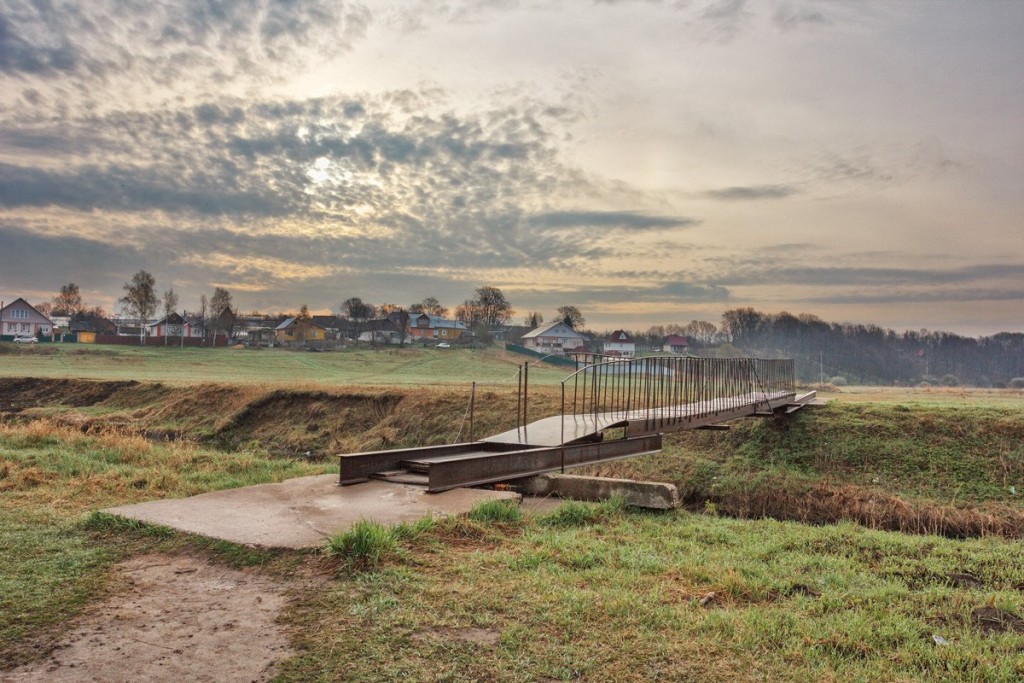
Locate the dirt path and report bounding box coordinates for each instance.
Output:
[2,553,294,683]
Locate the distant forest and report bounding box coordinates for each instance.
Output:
[630,308,1024,388]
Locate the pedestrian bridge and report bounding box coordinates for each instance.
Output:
[339,355,820,492]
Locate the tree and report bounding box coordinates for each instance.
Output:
[682,320,718,347]
[298,304,311,320]
[120,270,157,346]
[524,311,544,328]
[471,286,512,329]
[162,287,179,346]
[342,297,375,339]
[410,296,448,317]
[197,295,208,341]
[209,287,234,343]
[557,305,585,330]
[53,283,84,314]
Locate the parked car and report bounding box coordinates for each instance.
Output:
[13,335,37,344]
[435,342,451,349]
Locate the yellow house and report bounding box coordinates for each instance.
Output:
[274,317,326,345]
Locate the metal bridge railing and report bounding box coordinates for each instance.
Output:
[557,355,795,440]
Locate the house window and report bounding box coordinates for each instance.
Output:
[12,309,28,319]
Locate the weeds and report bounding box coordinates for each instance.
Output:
[326,520,399,569]
[468,499,524,524]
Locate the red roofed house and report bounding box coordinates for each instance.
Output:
[604,329,636,357]
[662,335,690,354]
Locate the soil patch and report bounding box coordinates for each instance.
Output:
[0,378,139,412]
[970,606,1024,634]
[2,553,293,682]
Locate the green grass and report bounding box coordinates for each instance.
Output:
[0,343,568,387]
[0,419,329,665]
[281,507,1024,682]
[589,402,1024,536]
[4,367,1024,679]
[5,411,1024,680]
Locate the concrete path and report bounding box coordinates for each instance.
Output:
[104,475,521,549]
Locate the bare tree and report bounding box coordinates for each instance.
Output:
[469,286,512,329]
[524,311,544,328]
[53,283,84,314]
[557,305,585,330]
[162,287,178,347]
[120,270,157,346]
[410,296,448,317]
[682,320,718,347]
[342,297,375,340]
[197,295,208,343]
[209,287,234,343]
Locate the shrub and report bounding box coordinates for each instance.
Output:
[1009,378,1024,389]
[829,376,848,387]
[940,374,960,387]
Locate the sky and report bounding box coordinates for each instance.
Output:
[1,0,1022,335]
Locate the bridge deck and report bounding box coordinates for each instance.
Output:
[485,390,796,447]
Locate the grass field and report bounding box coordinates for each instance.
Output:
[3,345,1024,680]
[0,343,568,387]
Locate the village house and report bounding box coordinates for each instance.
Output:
[521,321,586,355]
[604,329,636,357]
[274,317,327,346]
[359,318,404,345]
[662,334,690,354]
[0,298,54,340]
[68,311,117,343]
[397,312,469,343]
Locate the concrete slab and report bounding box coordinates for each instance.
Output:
[103,476,521,549]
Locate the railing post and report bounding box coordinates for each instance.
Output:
[469,381,476,442]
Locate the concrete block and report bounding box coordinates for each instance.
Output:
[519,473,680,510]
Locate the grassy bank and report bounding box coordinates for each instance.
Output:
[4,373,1024,679]
[4,418,1024,682]
[590,402,1024,537]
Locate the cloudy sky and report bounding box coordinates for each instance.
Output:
[1,0,1022,335]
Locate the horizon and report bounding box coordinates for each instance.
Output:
[1,1,1022,338]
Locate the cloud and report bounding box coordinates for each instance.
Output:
[802,288,1024,306]
[773,3,829,30]
[704,184,797,200]
[0,0,370,101]
[519,280,731,305]
[530,210,699,231]
[715,264,1024,288]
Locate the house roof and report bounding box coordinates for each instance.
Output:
[392,311,467,330]
[150,312,186,327]
[606,329,635,343]
[1,297,54,325]
[522,321,585,340]
[68,311,116,333]
[311,315,347,329]
[363,318,402,332]
[664,335,689,346]
[275,317,326,331]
